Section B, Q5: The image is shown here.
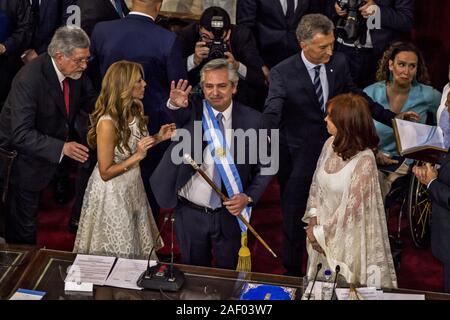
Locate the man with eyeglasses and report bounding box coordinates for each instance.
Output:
[178,6,267,111]
[0,26,97,245]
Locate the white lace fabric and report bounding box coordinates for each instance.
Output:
[73,115,163,260]
[303,137,398,288]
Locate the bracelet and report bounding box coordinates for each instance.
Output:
[123,166,129,172]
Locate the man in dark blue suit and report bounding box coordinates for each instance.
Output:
[413,90,450,293]
[263,13,418,276]
[88,0,186,221]
[236,0,323,69]
[150,59,273,269]
[325,0,414,88]
[22,0,76,64]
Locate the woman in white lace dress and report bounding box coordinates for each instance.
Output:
[73,61,175,259]
[302,93,397,289]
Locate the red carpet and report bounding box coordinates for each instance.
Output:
[36,178,443,293]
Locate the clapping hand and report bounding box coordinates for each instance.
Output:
[169,79,192,108]
[156,123,177,142]
[412,162,437,186]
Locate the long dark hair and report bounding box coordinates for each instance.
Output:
[376,41,430,85]
[328,93,379,161]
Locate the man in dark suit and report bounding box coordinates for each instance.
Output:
[22,0,76,64]
[87,0,186,222]
[236,0,323,69]
[178,6,267,110]
[263,13,418,276]
[77,0,129,36]
[0,26,96,244]
[325,0,414,88]
[0,0,32,110]
[150,59,272,269]
[413,90,450,293]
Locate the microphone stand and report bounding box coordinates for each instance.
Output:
[307,263,322,300]
[137,212,185,291]
[330,265,341,300]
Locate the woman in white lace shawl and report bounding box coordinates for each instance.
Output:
[302,93,398,289]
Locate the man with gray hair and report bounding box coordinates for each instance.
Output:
[0,26,96,244]
[150,59,272,269]
[263,13,418,276]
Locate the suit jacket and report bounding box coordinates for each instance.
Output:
[90,13,186,136]
[237,0,321,68]
[0,0,32,54]
[178,23,266,108]
[77,0,129,36]
[263,52,395,181]
[0,53,96,191]
[325,0,414,57]
[428,154,450,265]
[150,97,272,209]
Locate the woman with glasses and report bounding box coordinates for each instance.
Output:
[73,60,176,259]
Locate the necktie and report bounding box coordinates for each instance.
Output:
[210,113,225,209]
[439,109,450,149]
[31,0,40,29]
[314,65,325,113]
[114,0,125,18]
[286,0,295,22]
[62,78,70,116]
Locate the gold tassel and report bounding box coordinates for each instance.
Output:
[236,232,251,272]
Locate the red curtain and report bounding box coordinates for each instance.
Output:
[412,0,450,90]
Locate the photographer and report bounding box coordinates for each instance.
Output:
[325,0,414,88]
[178,6,267,110]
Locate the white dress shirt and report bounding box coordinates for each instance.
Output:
[279,0,298,15]
[128,11,155,21]
[168,100,233,208]
[301,51,329,107]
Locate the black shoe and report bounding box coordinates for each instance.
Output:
[54,179,71,204]
[68,219,79,234]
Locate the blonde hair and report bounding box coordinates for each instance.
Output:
[87,60,148,154]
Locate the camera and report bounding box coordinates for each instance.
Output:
[205,16,229,60]
[336,0,367,43]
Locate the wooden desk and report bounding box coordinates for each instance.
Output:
[10,248,450,300]
[13,249,303,300]
[0,244,40,299]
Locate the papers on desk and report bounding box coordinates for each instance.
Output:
[105,258,157,290]
[335,287,425,300]
[302,282,426,300]
[64,254,116,286]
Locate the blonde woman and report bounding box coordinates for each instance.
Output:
[73,60,175,259]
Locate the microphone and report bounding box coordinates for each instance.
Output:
[136,211,185,291]
[307,263,322,300]
[330,265,341,300]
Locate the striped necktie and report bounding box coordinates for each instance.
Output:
[314,65,325,113]
[210,113,225,209]
[114,0,125,18]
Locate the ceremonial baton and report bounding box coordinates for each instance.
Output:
[183,154,277,258]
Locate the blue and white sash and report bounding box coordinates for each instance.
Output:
[201,100,251,232]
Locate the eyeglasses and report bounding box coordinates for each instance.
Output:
[66,55,93,66]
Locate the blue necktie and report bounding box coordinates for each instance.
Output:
[314,65,325,113]
[439,110,450,149]
[210,113,225,209]
[114,0,125,18]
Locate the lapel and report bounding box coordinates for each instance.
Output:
[273,0,286,24]
[325,59,336,100]
[104,0,121,18]
[42,54,67,119]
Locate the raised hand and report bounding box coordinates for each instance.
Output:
[169,79,192,108]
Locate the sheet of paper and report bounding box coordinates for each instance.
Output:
[380,292,425,300]
[335,287,380,300]
[9,288,46,300]
[301,281,324,300]
[64,254,116,286]
[105,258,157,290]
